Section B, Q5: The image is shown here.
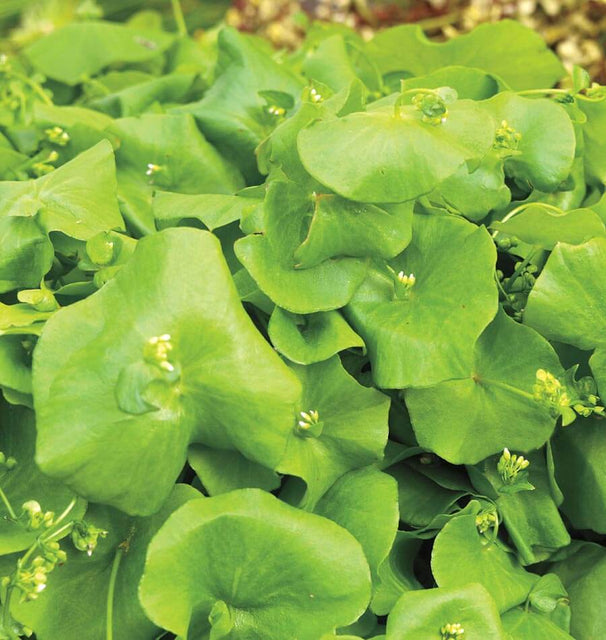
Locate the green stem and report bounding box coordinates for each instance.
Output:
[393,87,438,117]
[54,498,77,527]
[42,521,74,545]
[106,548,124,640]
[505,249,537,293]
[0,487,17,521]
[170,0,187,37]
[1,585,18,640]
[479,378,536,402]
[11,70,52,106]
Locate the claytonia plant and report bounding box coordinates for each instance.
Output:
[0,3,604,640]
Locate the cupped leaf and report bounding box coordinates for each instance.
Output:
[315,468,399,585]
[492,205,605,250]
[401,66,506,100]
[366,20,564,91]
[153,190,262,232]
[0,400,85,556]
[110,114,244,235]
[431,506,538,612]
[139,489,371,640]
[298,100,495,203]
[0,140,124,241]
[268,307,364,365]
[406,310,562,464]
[24,21,174,85]
[386,584,506,640]
[551,415,606,533]
[234,234,368,314]
[345,213,498,388]
[578,92,606,185]
[0,335,33,402]
[277,356,390,507]
[483,93,576,192]
[33,228,301,515]
[11,485,199,640]
[187,445,280,496]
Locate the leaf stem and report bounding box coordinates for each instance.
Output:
[516,88,571,98]
[170,0,187,37]
[11,70,52,106]
[54,498,77,527]
[491,202,563,238]
[0,487,17,521]
[106,547,124,640]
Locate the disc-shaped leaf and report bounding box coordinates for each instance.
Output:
[386,584,506,640]
[345,213,498,388]
[298,101,495,203]
[492,205,605,250]
[431,508,538,612]
[11,485,199,640]
[406,310,562,464]
[0,401,85,556]
[401,66,505,100]
[139,489,371,640]
[315,468,399,584]
[277,356,390,507]
[268,307,364,365]
[525,238,606,352]
[483,93,576,192]
[33,228,301,515]
[0,141,124,241]
[24,21,174,85]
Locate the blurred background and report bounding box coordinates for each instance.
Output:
[0,0,604,81]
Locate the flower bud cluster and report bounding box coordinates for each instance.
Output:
[441,622,465,638]
[20,501,55,531]
[497,448,530,485]
[71,521,108,557]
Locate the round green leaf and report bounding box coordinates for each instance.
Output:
[431,508,538,612]
[483,93,576,192]
[525,237,606,351]
[33,228,301,515]
[297,101,495,203]
[315,468,399,584]
[268,307,364,365]
[386,584,506,640]
[345,213,498,388]
[139,489,371,640]
[501,608,575,640]
[406,310,562,464]
[277,356,390,507]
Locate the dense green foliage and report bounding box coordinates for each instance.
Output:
[0,5,605,640]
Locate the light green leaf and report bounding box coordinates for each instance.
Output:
[0,140,124,241]
[483,93,576,192]
[268,307,364,365]
[401,66,506,100]
[366,20,564,91]
[386,584,506,640]
[578,92,606,185]
[431,507,538,612]
[315,468,399,585]
[33,228,301,515]
[501,608,575,639]
[139,489,371,640]
[297,100,495,203]
[24,21,174,85]
[492,205,605,250]
[345,213,497,388]
[406,310,562,464]
[277,357,390,507]
[153,191,262,232]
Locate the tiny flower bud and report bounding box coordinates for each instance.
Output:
[294,409,324,438]
[441,622,465,638]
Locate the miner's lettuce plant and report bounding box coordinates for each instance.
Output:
[0,3,605,639]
